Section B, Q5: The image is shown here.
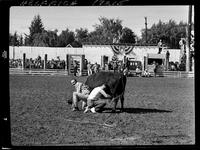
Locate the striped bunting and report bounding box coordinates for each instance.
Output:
[110,45,134,55]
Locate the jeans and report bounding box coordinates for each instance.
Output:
[88,99,107,112]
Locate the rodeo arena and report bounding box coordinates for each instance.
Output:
[9,40,195,146]
[8,10,195,147]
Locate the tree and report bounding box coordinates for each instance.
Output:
[86,17,123,44]
[75,28,89,45]
[140,19,187,48]
[19,34,24,46]
[119,27,136,44]
[46,30,58,47]
[29,15,44,35]
[9,32,19,46]
[57,29,75,47]
[87,29,106,44]
[32,30,49,47]
[71,40,82,47]
[26,15,45,46]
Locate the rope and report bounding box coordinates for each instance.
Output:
[56,117,117,128]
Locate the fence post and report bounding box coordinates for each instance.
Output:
[79,55,85,76]
[22,53,26,70]
[44,54,47,70]
[66,54,69,74]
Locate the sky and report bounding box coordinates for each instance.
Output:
[10,6,193,38]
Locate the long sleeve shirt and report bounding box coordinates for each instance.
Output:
[87,86,109,108]
[74,82,90,95]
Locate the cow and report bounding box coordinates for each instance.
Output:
[85,71,127,112]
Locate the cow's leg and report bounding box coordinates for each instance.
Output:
[120,95,124,112]
[112,98,119,112]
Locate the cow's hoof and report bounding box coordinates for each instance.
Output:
[120,109,124,113]
[111,109,116,113]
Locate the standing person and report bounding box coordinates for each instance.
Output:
[93,62,99,73]
[105,63,109,71]
[144,69,151,77]
[84,84,111,113]
[70,79,90,111]
[108,62,112,70]
[154,62,158,77]
[73,61,78,76]
[136,66,142,77]
[158,39,163,54]
[123,66,128,76]
[87,62,92,76]
[113,61,118,73]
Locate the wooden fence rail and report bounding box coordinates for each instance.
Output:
[9,68,194,78]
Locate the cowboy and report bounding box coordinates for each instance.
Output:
[71,79,90,111]
[84,84,111,113]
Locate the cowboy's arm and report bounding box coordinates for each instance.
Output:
[100,89,111,98]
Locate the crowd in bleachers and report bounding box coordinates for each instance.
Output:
[9,56,66,69]
[46,59,65,69]
[168,61,185,71]
[9,59,22,68]
[9,56,186,72]
[86,60,129,75]
[24,56,44,69]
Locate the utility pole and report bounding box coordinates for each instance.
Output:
[186,5,192,72]
[145,17,147,44]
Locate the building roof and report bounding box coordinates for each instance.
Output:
[82,42,157,47]
[148,53,166,59]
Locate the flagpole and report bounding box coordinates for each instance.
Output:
[186,5,192,72]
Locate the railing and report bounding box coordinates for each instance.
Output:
[9,68,194,78]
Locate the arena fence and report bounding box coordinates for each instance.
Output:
[160,71,194,78]
[9,68,194,78]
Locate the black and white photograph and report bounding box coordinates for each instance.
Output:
[5,4,195,146]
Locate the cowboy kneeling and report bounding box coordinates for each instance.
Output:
[84,84,111,113]
[71,79,90,111]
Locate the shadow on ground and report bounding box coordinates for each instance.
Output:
[102,107,172,114]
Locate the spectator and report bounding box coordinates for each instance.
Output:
[158,39,163,54]
[87,62,92,76]
[135,66,142,77]
[93,62,100,73]
[105,63,109,71]
[153,62,157,77]
[143,69,151,77]
[108,62,112,70]
[123,67,128,76]
[73,61,78,76]
[9,59,22,68]
[113,61,118,73]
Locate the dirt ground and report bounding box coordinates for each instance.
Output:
[9,75,195,146]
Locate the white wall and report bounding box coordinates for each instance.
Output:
[82,45,181,64]
[9,46,84,60]
[9,46,181,64]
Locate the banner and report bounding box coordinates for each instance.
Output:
[110,45,134,55]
